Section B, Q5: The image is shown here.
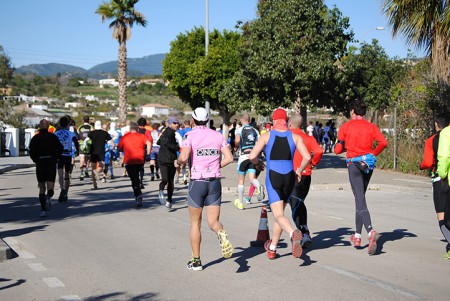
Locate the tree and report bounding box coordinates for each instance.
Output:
[0,45,14,91]
[339,40,407,112]
[383,0,450,83]
[96,0,147,123]
[162,27,242,123]
[225,0,353,118]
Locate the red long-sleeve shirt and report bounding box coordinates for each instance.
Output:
[419,134,437,171]
[291,128,324,176]
[334,119,387,158]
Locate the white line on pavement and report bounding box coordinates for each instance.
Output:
[43,277,65,288]
[326,215,344,220]
[320,264,422,299]
[28,263,47,272]
[61,295,82,301]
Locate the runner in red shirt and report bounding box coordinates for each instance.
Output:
[334,99,387,255]
[288,114,323,248]
[118,122,152,208]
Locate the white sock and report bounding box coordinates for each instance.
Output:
[238,185,244,203]
[269,244,277,251]
[354,233,362,239]
[251,179,261,190]
[290,230,294,238]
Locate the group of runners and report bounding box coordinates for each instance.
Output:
[27,98,450,270]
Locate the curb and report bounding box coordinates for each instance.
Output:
[0,238,13,262]
[0,164,35,175]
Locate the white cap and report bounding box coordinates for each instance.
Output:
[94,120,102,130]
[110,122,116,130]
[192,107,209,122]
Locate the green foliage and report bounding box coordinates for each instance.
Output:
[162,27,242,122]
[0,45,14,89]
[339,40,408,111]
[226,0,353,115]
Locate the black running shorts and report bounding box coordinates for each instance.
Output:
[90,154,105,163]
[188,179,222,208]
[57,156,72,172]
[36,162,57,183]
[433,180,450,213]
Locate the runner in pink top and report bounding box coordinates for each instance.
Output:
[176,107,234,271]
[181,125,227,180]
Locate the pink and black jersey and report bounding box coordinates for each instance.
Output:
[181,126,228,180]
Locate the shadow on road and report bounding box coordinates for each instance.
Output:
[375,228,418,255]
[0,278,26,291]
[315,153,347,170]
[84,292,159,301]
[203,245,266,273]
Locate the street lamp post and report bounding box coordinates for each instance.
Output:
[361,26,385,42]
[205,0,210,127]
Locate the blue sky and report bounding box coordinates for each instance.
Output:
[0,0,425,70]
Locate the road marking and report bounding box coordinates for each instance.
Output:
[393,179,427,184]
[28,263,47,272]
[3,237,36,258]
[326,215,344,220]
[43,277,65,288]
[320,264,422,299]
[61,295,82,301]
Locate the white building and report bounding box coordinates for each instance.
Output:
[141,103,170,117]
[99,79,118,87]
[65,102,82,108]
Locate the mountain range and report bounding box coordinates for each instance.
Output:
[15,53,165,78]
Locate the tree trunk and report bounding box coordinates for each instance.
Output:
[431,33,450,84]
[293,93,307,129]
[118,40,128,124]
[220,110,234,126]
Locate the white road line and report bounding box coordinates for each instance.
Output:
[43,277,65,288]
[320,264,422,299]
[2,237,36,259]
[28,263,47,272]
[326,215,344,220]
[61,295,82,301]
[393,179,427,184]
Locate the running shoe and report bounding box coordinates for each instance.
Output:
[301,233,312,248]
[122,170,127,177]
[140,183,145,189]
[234,199,244,210]
[45,196,52,211]
[158,190,166,205]
[110,175,115,180]
[58,190,66,203]
[93,183,98,190]
[257,185,265,202]
[217,229,233,259]
[156,173,160,179]
[368,230,380,255]
[183,179,188,185]
[165,201,172,209]
[187,258,203,271]
[150,173,155,181]
[79,174,84,181]
[136,195,143,208]
[350,234,361,247]
[264,240,277,260]
[101,177,106,183]
[291,229,303,258]
[244,196,251,204]
[40,210,47,217]
[443,250,450,260]
[84,171,90,178]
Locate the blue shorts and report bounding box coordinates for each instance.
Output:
[150,146,160,161]
[188,179,222,208]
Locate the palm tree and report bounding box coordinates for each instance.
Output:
[96,0,147,123]
[382,0,450,83]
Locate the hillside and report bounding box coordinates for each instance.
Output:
[15,53,165,77]
[16,63,88,77]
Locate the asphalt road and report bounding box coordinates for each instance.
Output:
[0,158,449,301]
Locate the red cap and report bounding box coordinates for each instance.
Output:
[265,123,271,129]
[272,108,288,121]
